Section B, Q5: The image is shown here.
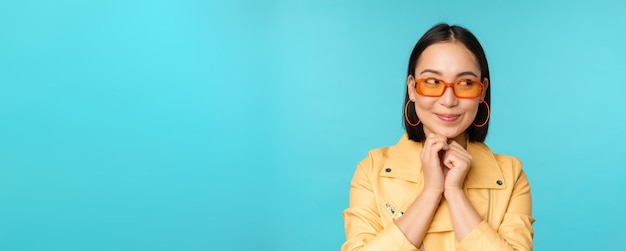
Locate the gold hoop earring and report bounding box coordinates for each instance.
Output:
[404,100,420,127]
[473,100,490,128]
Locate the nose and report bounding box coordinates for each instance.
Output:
[439,86,458,107]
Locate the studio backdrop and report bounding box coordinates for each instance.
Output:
[1,0,625,250]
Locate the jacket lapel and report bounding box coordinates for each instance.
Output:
[466,143,506,189]
[378,134,424,183]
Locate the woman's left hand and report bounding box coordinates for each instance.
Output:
[442,140,473,190]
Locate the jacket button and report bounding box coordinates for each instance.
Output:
[496,180,503,185]
[385,168,391,173]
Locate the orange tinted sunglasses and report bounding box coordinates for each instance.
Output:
[415,78,484,98]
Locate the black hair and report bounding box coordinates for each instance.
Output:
[403,23,490,142]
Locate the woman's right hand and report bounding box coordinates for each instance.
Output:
[420,134,448,194]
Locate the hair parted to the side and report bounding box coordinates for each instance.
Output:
[403,23,491,143]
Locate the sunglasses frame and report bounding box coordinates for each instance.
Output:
[414,78,484,98]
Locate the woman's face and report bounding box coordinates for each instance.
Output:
[407,41,488,142]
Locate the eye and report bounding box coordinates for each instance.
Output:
[457,79,475,86]
[423,78,440,85]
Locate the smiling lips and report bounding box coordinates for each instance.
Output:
[436,114,460,122]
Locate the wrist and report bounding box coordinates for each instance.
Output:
[443,187,464,198]
[422,187,444,197]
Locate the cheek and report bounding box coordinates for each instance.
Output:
[462,101,481,118]
[412,98,436,115]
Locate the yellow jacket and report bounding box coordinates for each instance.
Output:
[342,134,534,251]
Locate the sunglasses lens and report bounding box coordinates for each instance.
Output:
[454,84,482,98]
[416,79,445,96]
[417,84,443,96]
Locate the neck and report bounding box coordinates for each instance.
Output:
[450,133,468,148]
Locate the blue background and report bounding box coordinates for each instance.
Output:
[1,0,625,250]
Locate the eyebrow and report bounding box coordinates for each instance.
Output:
[419,69,479,78]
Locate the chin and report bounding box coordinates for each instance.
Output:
[433,128,464,139]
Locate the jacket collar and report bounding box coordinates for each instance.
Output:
[379,134,505,189]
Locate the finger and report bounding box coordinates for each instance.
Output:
[423,136,446,155]
[443,151,458,169]
[421,136,449,170]
[428,135,449,150]
[445,141,472,160]
[442,148,472,169]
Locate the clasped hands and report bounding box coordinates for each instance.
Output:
[421,134,473,194]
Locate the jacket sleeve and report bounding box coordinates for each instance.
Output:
[457,158,535,251]
[341,152,420,251]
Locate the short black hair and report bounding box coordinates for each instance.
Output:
[403,23,491,142]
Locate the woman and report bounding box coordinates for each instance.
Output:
[342,23,534,251]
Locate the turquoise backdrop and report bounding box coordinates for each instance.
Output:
[1,0,625,250]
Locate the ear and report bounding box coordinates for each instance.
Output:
[407,75,417,101]
[480,78,489,100]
